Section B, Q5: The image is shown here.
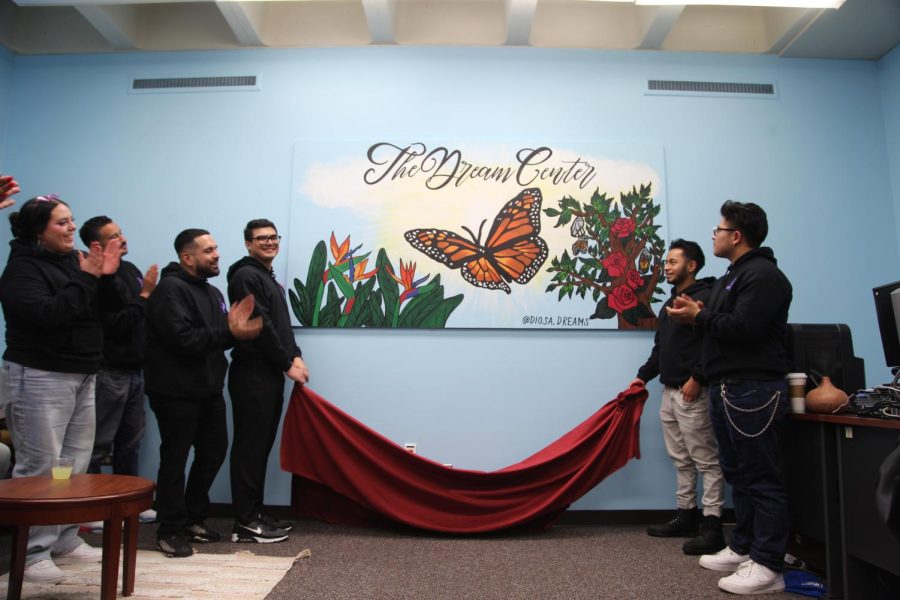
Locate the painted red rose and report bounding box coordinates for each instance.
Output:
[608,284,638,313]
[625,269,644,290]
[610,217,636,239]
[602,251,629,278]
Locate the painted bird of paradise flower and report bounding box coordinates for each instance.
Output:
[290,233,464,328]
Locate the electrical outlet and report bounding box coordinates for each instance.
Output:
[404,442,417,454]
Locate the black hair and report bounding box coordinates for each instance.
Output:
[244,219,277,242]
[174,228,210,255]
[668,238,705,273]
[720,200,768,248]
[8,195,69,243]
[79,215,112,246]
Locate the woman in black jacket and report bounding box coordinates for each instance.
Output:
[0,195,121,584]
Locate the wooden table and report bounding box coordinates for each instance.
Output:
[0,474,155,600]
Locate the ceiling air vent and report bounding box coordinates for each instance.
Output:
[130,76,259,94]
[646,80,776,99]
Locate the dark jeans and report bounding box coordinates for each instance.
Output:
[709,378,789,572]
[228,357,286,524]
[88,368,146,476]
[149,393,227,537]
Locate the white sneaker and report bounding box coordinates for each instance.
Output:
[139,508,158,523]
[718,559,785,594]
[23,559,66,584]
[699,546,750,572]
[52,542,102,565]
[80,521,103,533]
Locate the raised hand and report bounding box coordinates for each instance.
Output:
[666,293,701,324]
[101,238,123,275]
[228,295,262,340]
[140,264,159,299]
[0,175,20,210]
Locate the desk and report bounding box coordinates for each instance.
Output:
[784,413,900,599]
[0,474,154,600]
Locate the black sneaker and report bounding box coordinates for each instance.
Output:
[647,508,699,537]
[261,513,293,532]
[157,533,193,558]
[184,521,221,543]
[682,515,726,555]
[231,519,289,543]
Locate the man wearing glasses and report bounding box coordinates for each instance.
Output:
[226,219,309,543]
[667,201,792,595]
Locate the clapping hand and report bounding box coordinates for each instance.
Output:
[666,294,703,324]
[228,295,262,341]
[0,175,20,210]
[139,264,159,299]
[78,238,123,278]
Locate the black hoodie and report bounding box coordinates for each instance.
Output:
[226,256,301,372]
[0,239,119,374]
[636,276,716,387]
[695,247,793,381]
[100,260,147,370]
[144,262,234,398]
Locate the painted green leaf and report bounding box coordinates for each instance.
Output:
[289,285,311,327]
[418,294,464,328]
[319,283,343,327]
[329,263,356,299]
[376,249,399,323]
[591,296,617,320]
[399,287,443,328]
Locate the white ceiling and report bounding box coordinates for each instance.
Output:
[0,0,897,59]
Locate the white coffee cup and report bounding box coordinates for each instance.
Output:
[786,372,807,413]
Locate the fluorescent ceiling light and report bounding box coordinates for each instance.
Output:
[634,0,845,7]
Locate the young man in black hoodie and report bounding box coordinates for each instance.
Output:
[144,228,261,557]
[226,219,309,543]
[632,239,725,556]
[668,201,792,595]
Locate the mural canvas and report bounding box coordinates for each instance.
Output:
[288,142,668,330]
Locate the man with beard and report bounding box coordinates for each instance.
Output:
[78,217,158,527]
[631,239,725,556]
[144,229,261,558]
[668,201,792,595]
[226,219,308,543]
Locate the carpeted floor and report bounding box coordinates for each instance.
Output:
[3,518,791,599]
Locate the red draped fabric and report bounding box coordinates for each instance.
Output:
[280,384,648,534]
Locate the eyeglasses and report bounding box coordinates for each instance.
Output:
[252,234,282,244]
[713,227,737,236]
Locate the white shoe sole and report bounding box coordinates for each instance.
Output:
[699,556,749,572]
[23,571,66,584]
[718,577,785,594]
[231,532,289,543]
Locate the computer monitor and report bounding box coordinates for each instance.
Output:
[873,280,900,370]
[787,323,866,396]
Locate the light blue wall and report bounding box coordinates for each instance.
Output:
[879,44,900,261]
[0,45,12,169]
[2,47,899,510]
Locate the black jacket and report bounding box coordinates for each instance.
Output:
[144,262,234,398]
[100,260,147,370]
[0,239,119,374]
[696,247,793,381]
[636,277,716,387]
[226,256,301,371]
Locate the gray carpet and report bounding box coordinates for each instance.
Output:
[62,518,790,599]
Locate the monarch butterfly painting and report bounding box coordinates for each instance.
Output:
[404,188,548,294]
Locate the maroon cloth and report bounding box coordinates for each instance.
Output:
[281,384,648,533]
